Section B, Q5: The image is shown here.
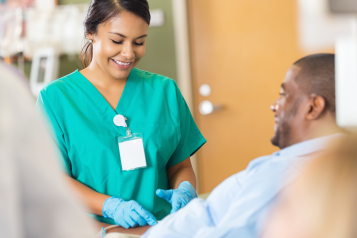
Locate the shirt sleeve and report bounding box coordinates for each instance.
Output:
[142,198,214,238]
[142,173,243,238]
[204,172,245,224]
[166,83,206,168]
[193,225,256,238]
[36,91,72,175]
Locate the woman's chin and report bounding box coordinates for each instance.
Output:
[109,70,131,80]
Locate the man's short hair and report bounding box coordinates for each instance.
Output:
[293,54,335,114]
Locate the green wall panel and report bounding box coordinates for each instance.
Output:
[136,0,177,81]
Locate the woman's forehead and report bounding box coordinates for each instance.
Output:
[99,11,149,35]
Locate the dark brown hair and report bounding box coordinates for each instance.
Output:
[80,0,151,68]
[293,53,335,114]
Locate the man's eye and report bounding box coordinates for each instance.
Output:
[279,93,286,96]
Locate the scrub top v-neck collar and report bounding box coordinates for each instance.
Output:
[74,69,142,133]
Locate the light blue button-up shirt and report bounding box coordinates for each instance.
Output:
[143,134,342,238]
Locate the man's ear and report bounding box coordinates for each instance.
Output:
[306,95,326,120]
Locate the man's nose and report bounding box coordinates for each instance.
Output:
[270,102,279,112]
[121,43,135,59]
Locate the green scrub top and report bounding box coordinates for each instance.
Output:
[36,68,206,224]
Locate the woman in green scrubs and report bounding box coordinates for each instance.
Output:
[36,0,205,228]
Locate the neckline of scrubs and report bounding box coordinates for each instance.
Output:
[74,68,142,132]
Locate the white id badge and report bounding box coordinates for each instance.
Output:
[117,133,147,171]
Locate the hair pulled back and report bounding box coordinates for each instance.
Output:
[80,0,151,68]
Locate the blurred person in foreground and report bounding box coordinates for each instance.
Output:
[262,135,357,238]
[0,62,96,238]
[142,53,345,237]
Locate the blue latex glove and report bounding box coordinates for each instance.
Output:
[156,181,197,214]
[102,197,157,229]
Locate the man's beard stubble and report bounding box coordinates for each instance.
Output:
[271,119,292,149]
[271,98,301,149]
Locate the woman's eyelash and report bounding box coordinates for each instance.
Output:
[111,40,144,46]
[112,40,122,44]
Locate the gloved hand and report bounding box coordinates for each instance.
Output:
[102,197,157,229]
[156,181,197,214]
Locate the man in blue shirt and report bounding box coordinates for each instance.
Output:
[142,54,343,238]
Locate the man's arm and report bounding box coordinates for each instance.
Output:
[189,160,302,238]
[142,198,213,238]
[143,173,244,238]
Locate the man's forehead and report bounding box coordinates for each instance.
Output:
[281,65,301,90]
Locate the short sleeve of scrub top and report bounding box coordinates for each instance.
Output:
[36,68,206,224]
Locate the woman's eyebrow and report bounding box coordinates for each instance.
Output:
[109,32,147,39]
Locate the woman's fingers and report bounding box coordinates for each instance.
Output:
[170,199,182,214]
[155,189,173,203]
[124,210,137,228]
[132,202,158,226]
[114,200,157,228]
[130,210,148,227]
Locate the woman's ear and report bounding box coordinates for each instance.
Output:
[86,33,94,42]
[306,95,326,120]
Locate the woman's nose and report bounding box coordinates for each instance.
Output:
[121,43,135,59]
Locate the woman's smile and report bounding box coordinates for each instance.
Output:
[111,59,133,69]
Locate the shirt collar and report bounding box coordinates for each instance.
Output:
[272,133,345,159]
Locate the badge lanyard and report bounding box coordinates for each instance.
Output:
[113,114,147,171]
